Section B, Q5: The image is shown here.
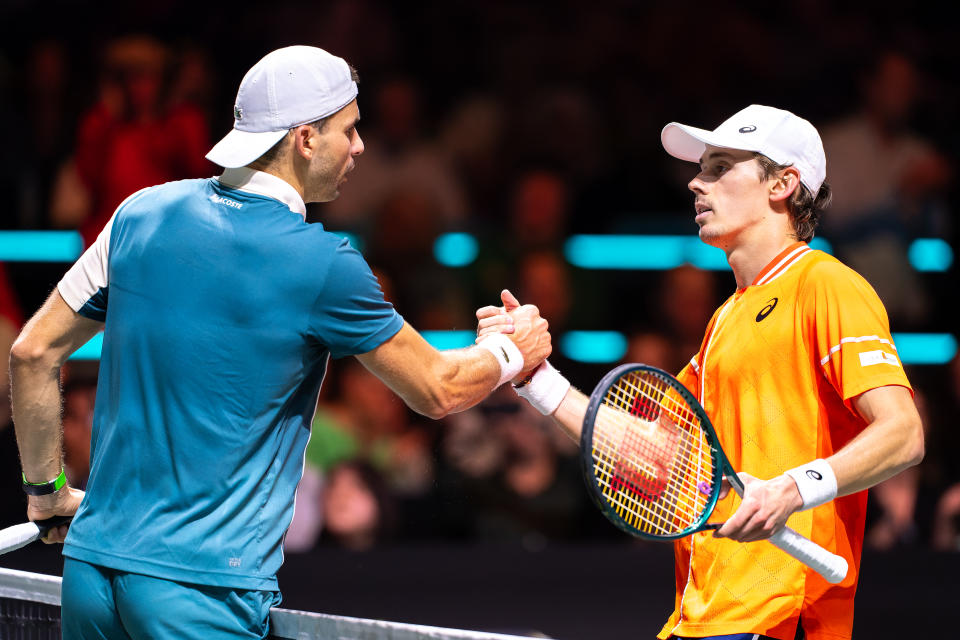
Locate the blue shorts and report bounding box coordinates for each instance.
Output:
[61,557,281,640]
[674,633,803,640]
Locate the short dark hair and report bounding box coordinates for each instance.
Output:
[247,65,360,170]
[754,153,832,243]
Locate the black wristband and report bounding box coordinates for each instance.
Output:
[22,469,67,496]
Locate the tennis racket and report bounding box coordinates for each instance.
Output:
[581,363,848,584]
[0,516,72,555]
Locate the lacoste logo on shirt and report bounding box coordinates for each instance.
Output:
[755,298,778,322]
[209,194,243,209]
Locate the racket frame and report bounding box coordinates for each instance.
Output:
[580,363,728,540]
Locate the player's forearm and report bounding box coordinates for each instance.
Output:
[550,386,588,442]
[418,347,505,417]
[9,345,66,482]
[827,410,924,497]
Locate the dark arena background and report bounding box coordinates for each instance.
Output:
[1,1,958,637]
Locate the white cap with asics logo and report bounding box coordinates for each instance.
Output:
[206,46,358,168]
[661,104,826,195]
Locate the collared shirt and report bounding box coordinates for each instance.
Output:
[58,170,403,590]
[660,243,911,640]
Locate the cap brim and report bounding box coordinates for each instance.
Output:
[205,128,289,168]
[661,122,763,163]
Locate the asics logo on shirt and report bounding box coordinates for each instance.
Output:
[755,298,778,322]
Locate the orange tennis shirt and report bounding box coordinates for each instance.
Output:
[658,242,912,640]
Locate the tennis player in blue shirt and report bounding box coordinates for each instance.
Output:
[9,46,551,640]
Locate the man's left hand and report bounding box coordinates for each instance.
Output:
[714,472,803,542]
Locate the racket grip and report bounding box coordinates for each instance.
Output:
[0,522,43,555]
[769,526,848,584]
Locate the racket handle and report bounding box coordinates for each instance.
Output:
[0,516,73,555]
[0,522,43,555]
[769,526,848,584]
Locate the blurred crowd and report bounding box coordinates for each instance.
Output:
[1,1,958,552]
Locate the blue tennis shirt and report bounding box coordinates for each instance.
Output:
[57,168,403,589]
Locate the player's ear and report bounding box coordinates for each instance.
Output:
[292,125,316,161]
[769,167,800,203]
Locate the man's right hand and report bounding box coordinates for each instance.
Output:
[477,289,551,376]
[27,486,84,544]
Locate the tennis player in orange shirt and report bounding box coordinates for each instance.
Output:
[477,105,924,640]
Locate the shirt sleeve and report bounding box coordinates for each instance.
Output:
[307,238,404,358]
[802,260,912,409]
[57,214,115,321]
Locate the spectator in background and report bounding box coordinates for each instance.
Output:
[820,50,951,326]
[322,76,468,232]
[307,358,436,496]
[51,36,211,245]
[3,41,74,229]
[60,376,97,489]
[931,354,960,551]
[657,265,718,373]
[0,263,23,528]
[321,460,397,551]
[864,387,931,549]
[476,170,572,309]
[0,263,23,427]
[440,388,588,547]
[510,170,571,252]
[932,483,960,551]
[438,95,506,216]
[623,329,675,372]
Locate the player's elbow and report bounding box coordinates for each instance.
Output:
[902,414,925,469]
[409,387,457,420]
[411,361,465,419]
[9,332,58,371]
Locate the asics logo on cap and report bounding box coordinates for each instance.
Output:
[738,125,757,133]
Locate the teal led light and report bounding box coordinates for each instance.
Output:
[565,234,837,271]
[808,237,832,253]
[908,238,953,272]
[561,331,628,363]
[328,231,363,252]
[69,333,104,361]
[0,231,84,262]
[434,233,479,267]
[565,235,689,270]
[892,333,957,365]
[420,330,475,350]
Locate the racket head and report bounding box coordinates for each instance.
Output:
[580,363,726,540]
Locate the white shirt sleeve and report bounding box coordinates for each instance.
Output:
[58,213,114,314]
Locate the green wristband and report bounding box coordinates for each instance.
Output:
[22,468,67,496]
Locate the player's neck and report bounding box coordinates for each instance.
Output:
[257,161,307,202]
[726,233,797,290]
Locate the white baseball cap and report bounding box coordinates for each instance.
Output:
[206,46,358,168]
[661,105,826,195]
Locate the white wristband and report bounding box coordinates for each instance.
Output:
[784,458,838,510]
[512,359,570,415]
[476,333,524,388]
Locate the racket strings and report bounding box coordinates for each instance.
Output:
[591,371,716,536]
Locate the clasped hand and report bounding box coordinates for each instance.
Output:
[476,289,551,378]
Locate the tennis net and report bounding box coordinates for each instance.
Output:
[0,567,541,640]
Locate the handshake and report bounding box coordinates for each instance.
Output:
[475,289,550,380]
